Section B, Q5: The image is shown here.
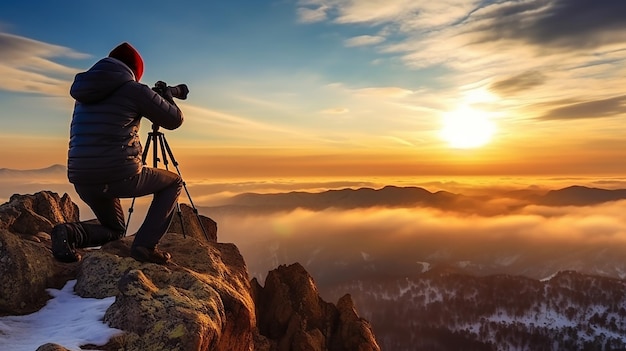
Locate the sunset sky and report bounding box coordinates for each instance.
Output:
[1,0,626,179]
[4,6,626,341]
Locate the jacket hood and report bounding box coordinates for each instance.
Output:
[109,42,144,81]
[70,57,136,104]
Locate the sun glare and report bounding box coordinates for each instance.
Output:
[440,106,496,149]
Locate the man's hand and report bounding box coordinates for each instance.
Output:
[152,81,174,103]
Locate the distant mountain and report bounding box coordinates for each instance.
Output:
[204,185,491,216]
[203,184,626,216]
[227,185,433,208]
[0,164,66,178]
[539,185,626,206]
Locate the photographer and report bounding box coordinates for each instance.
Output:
[51,42,187,265]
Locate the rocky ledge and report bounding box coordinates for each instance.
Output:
[0,191,380,351]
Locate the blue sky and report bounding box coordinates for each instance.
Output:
[2,0,626,178]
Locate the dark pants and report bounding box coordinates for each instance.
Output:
[70,167,183,249]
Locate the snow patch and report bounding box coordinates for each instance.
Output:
[0,280,121,351]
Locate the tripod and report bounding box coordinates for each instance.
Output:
[125,124,210,241]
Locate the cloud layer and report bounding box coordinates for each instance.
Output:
[297,0,626,122]
[3,169,626,300]
[0,32,88,96]
[180,178,626,290]
[217,200,626,294]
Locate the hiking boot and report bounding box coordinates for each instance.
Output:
[131,246,171,265]
[51,224,81,263]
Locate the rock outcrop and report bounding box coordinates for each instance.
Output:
[0,191,380,350]
[75,234,256,351]
[252,263,380,351]
[0,192,81,315]
[167,202,218,242]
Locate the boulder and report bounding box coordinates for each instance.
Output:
[0,192,80,315]
[167,203,218,243]
[335,295,380,351]
[0,192,79,236]
[252,263,381,351]
[35,343,71,351]
[74,234,256,351]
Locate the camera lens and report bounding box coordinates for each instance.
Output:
[169,84,188,100]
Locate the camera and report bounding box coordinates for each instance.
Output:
[153,81,189,100]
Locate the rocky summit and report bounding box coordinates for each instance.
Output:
[0,191,380,351]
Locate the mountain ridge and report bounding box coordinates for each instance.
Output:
[205,183,626,215]
[7,166,626,211]
[541,184,626,206]
[0,164,66,177]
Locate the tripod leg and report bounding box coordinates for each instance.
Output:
[141,132,153,166]
[126,132,154,236]
[157,134,170,171]
[156,133,187,238]
[124,198,136,236]
[152,132,159,168]
[161,134,211,241]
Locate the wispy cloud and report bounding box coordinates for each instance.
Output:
[175,103,368,149]
[299,0,626,122]
[489,71,547,96]
[538,95,626,121]
[353,86,415,99]
[473,0,626,49]
[177,103,300,143]
[0,32,89,96]
[344,35,385,47]
[326,82,416,100]
[333,0,477,28]
[320,107,349,114]
[296,1,329,23]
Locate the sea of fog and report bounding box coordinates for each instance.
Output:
[3,171,626,284]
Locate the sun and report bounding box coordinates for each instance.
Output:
[440,105,496,149]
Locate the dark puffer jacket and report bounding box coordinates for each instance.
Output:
[68,57,183,184]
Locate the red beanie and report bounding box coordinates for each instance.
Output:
[108,42,144,81]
